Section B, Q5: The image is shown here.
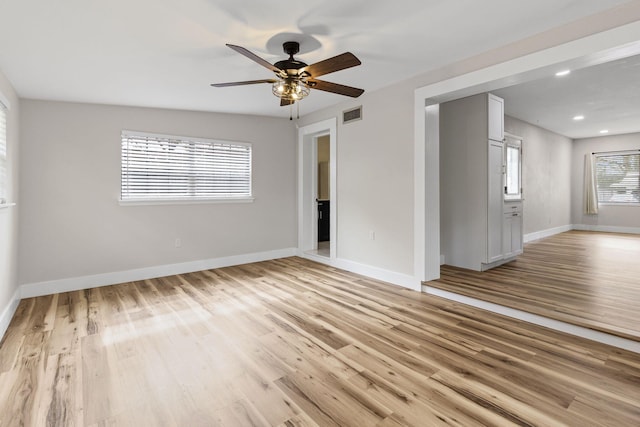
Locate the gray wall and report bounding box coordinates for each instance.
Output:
[297,83,415,276]
[18,100,297,285]
[0,70,19,318]
[505,116,572,235]
[439,94,490,269]
[572,132,640,229]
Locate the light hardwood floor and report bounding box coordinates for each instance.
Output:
[430,230,640,341]
[1,256,639,426]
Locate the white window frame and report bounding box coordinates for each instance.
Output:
[120,130,254,205]
[503,133,523,201]
[595,150,640,206]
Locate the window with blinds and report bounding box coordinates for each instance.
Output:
[595,151,640,204]
[121,131,252,202]
[0,102,7,205]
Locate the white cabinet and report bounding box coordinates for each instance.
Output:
[487,140,505,263]
[488,94,504,142]
[440,92,522,272]
[503,204,523,258]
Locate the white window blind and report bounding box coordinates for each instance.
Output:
[121,131,252,202]
[595,151,640,204]
[0,102,7,204]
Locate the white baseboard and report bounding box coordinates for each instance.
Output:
[299,251,421,292]
[572,224,640,234]
[524,224,573,243]
[523,224,640,243]
[0,287,20,342]
[20,248,298,299]
[423,286,640,354]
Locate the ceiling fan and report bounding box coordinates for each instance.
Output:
[211,41,364,111]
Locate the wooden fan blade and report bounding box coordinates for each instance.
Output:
[211,79,277,87]
[301,52,361,78]
[308,79,364,98]
[226,44,282,74]
[280,98,294,107]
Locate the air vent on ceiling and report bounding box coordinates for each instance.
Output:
[343,106,362,124]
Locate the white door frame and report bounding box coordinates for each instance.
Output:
[298,118,337,259]
[414,21,640,284]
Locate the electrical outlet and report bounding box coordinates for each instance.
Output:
[369,231,375,240]
[175,238,181,248]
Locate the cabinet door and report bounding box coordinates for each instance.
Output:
[503,211,523,258]
[511,213,523,255]
[487,141,504,263]
[488,94,504,142]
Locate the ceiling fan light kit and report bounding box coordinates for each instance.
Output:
[212,41,364,118]
[272,78,310,101]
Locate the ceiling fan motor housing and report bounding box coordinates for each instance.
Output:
[274,41,308,72]
[283,41,300,56]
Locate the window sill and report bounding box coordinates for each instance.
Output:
[598,202,640,207]
[119,197,254,206]
[0,203,16,210]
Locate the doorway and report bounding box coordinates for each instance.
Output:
[316,135,331,257]
[298,118,337,260]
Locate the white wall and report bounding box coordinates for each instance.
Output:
[572,132,640,230]
[298,83,415,276]
[505,116,572,235]
[0,69,20,333]
[18,100,296,286]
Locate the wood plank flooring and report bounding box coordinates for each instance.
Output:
[1,256,639,426]
[430,231,640,341]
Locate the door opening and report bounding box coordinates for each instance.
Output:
[316,135,330,257]
[297,118,337,260]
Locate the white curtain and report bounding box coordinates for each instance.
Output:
[584,153,598,215]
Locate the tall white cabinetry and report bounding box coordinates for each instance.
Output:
[440,93,523,271]
[502,133,524,259]
[487,139,505,263]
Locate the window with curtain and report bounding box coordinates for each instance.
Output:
[0,102,7,205]
[595,151,640,204]
[121,131,252,202]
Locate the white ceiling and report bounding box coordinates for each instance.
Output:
[493,53,640,139]
[0,0,633,122]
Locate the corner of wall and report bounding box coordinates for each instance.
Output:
[0,287,20,342]
[0,68,20,343]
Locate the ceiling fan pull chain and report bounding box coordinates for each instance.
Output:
[289,103,293,121]
[297,102,300,120]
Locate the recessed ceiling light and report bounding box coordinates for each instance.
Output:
[555,70,571,77]
[573,115,585,121]
[600,129,609,134]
